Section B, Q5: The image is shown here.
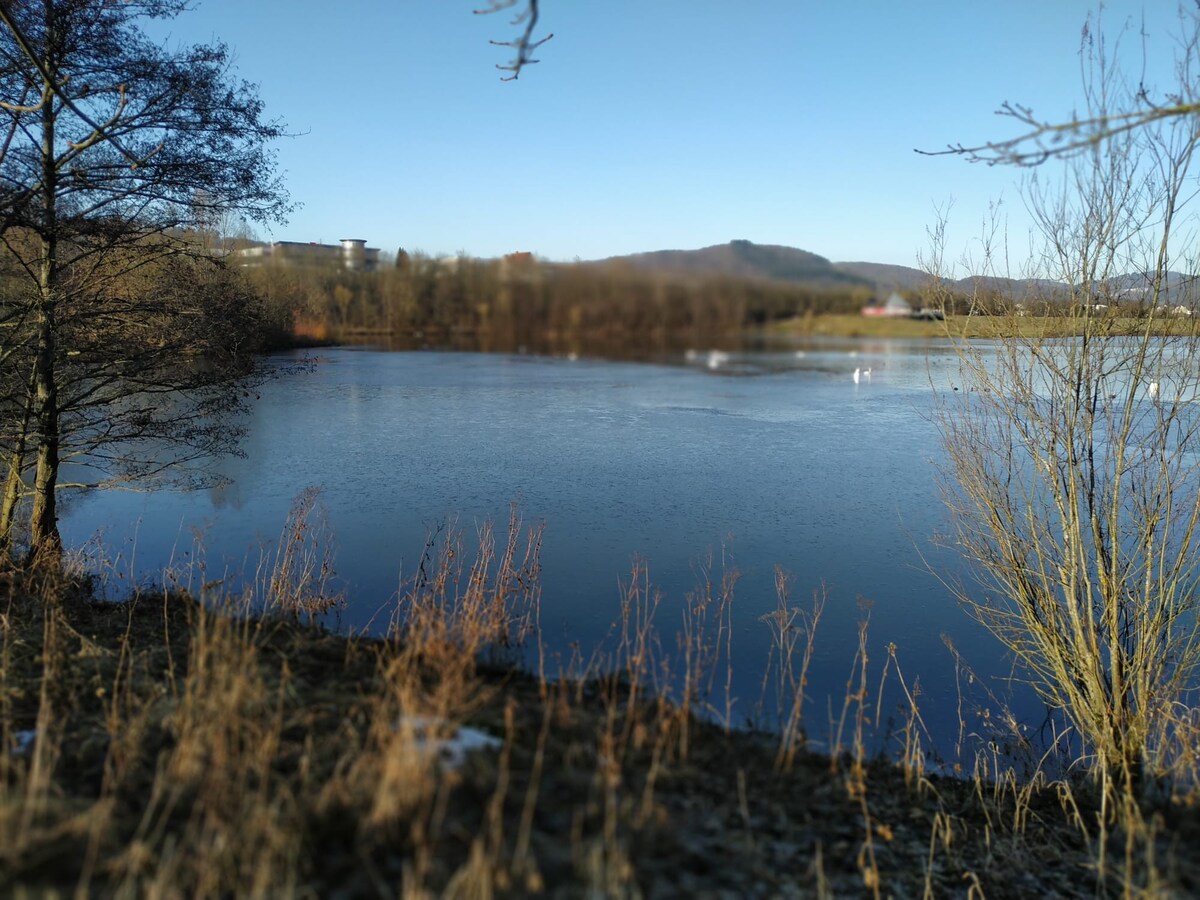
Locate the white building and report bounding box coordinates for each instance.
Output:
[862,292,913,318]
[233,238,381,272]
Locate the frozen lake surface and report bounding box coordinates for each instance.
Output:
[62,340,1032,755]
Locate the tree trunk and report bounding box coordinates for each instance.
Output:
[29,302,60,562]
[0,376,34,555]
[0,456,24,555]
[29,62,61,564]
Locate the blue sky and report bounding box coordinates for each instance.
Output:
[151,2,1184,271]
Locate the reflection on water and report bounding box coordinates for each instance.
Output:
[61,338,1034,753]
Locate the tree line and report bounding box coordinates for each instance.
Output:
[247,254,876,350]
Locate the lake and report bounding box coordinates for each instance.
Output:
[60,339,1034,760]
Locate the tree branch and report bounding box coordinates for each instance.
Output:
[916,100,1200,167]
[0,5,152,169]
[474,0,552,81]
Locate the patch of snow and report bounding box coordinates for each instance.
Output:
[394,716,502,770]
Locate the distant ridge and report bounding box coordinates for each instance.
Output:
[953,275,1068,300]
[599,240,873,291]
[833,261,930,292]
[590,240,1198,303]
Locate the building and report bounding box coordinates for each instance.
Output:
[232,238,381,272]
[861,292,913,318]
[498,250,539,283]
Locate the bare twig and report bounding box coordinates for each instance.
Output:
[916,99,1200,167]
[916,8,1200,167]
[474,0,552,81]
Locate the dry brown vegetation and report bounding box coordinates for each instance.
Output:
[247,256,874,355]
[0,233,297,557]
[3,506,1198,897]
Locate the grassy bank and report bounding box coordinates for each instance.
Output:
[303,311,1200,353]
[3,522,1197,897]
[766,312,1200,340]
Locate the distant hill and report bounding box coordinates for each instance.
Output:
[952,273,1200,303]
[952,275,1069,300]
[836,266,1069,298]
[1105,271,1199,302]
[599,240,873,292]
[591,240,1199,305]
[834,261,931,291]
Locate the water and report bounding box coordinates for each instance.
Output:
[60,339,1026,755]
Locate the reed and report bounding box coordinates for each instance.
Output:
[0,511,1193,895]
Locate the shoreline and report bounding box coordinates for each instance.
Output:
[764,312,1200,340]
[2,563,1191,897]
[273,311,1200,357]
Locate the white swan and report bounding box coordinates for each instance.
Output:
[853,367,861,384]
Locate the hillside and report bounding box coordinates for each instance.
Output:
[591,240,1199,306]
[953,275,1068,300]
[600,240,873,291]
[833,261,930,291]
[1106,270,1198,302]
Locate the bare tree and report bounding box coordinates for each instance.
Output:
[929,16,1200,799]
[0,0,288,561]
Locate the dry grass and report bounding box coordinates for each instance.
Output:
[766,312,1200,340]
[0,512,1197,896]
